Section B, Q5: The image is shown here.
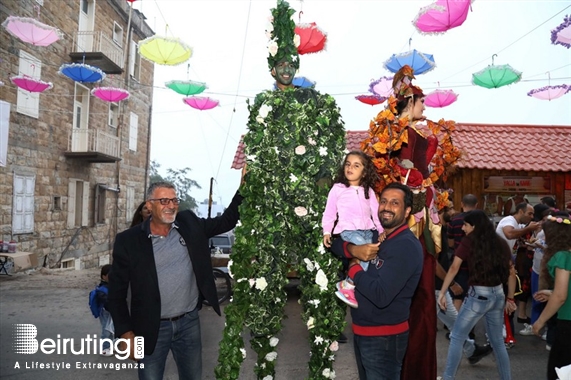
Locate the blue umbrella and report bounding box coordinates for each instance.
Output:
[383,49,436,75]
[59,63,106,83]
[273,76,316,90]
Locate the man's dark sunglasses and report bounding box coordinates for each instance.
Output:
[148,198,181,205]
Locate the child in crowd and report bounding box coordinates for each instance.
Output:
[322,151,385,308]
[94,264,114,356]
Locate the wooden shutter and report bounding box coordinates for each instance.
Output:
[12,173,35,234]
[17,51,41,118]
[129,112,138,151]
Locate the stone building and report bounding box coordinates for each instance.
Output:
[0,0,154,270]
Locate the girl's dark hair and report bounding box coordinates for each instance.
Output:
[541,211,571,289]
[463,210,511,285]
[396,94,423,115]
[130,201,147,228]
[333,151,379,200]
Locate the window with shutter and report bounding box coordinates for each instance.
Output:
[12,173,35,234]
[129,40,140,80]
[17,51,41,118]
[129,112,138,151]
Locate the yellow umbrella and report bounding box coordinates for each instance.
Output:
[138,35,192,66]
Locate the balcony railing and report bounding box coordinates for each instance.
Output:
[65,129,121,163]
[70,31,124,74]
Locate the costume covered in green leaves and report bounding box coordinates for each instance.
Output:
[215,4,346,379]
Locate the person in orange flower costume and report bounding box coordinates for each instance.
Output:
[361,64,461,380]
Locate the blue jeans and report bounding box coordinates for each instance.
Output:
[530,270,544,324]
[434,290,475,357]
[138,308,201,380]
[443,285,511,380]
[354,332,409,380]
[99,308,114,350]
[341,229,373,271]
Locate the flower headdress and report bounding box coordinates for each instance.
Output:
[392,65,424,101]
[547,215,571,225]
[266,0,300,71]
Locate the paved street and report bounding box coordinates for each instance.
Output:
[1,268,549,379]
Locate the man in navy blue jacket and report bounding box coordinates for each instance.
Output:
[332,182,423,380]
[107,181,242,380]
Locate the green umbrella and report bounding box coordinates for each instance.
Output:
[472,55,522,89]
[165,80,207,96]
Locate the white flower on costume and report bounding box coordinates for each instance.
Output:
[248,278,255,287]
[308,137,316,145]
[322,368,331,378]
[319,146,328,156]
[269,337,279,347]
[308,299,320,307]
[228,260,233,278]
[255,277,268,291]
[290,173,298,182]
[295,145,306,155]
[268,40,278,57]
[304,258,315,271]
[329,341,339,352]
[314,336,324,345]
[307,316,315,330]
[274,147,280,155]
[246,154,257,162]
[262,376,273,380]
[315,269,328,291]
[265,351,278,361]
[317,245,326,255]
[240,348,247,359]
[293,34,301,47]
[265,22,274,33]
[294,206,308,216]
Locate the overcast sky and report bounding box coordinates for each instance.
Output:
[132,0,571,207]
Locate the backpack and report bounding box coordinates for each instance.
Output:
[88,284,108,318]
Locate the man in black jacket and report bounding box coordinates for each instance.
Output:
[107,181,242,380]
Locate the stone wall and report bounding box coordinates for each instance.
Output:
[0,0,155,270]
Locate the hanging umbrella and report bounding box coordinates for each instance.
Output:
[355,94,386,106]
[293,76,316,88]
[273,76,316,89]
[295,22,327,54]
[472,55,522,89]
[183,96,219,110]
[2,16,62,47]
[139,35,192,66]
[92,87,130,102]
[165,80,207,96]
[527,84,569,101]
[59,63,106,83]
[383,49,436,75]
[369,76,394,98]
[412,0,472,34]
[10,75,53,93]
[424,89,458,107]
[551,15,571,49]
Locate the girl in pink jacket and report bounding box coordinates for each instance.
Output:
[322,151,385,308]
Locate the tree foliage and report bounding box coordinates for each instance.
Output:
[149,160,201,210]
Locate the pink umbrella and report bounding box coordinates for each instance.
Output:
[10,75,53,93]
[2,16,62,46]
[413,0,472,34]
[424,89,458,108]
[527,84,569,101]
[551,15,571,49]
[295,22,327,55]
[91,87,130,102]
[183,96,219,110]
[368,76,394,98]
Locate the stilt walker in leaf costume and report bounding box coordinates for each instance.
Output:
[215,1,346,379]
[361,65,461,380]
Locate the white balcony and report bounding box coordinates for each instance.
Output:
[64,129,121,163]
[70,31,124,74]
